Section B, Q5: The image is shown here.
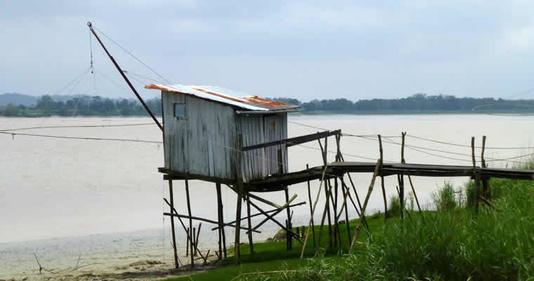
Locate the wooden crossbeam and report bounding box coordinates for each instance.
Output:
[242,130,341,151]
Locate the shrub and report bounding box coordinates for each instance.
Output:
[433,182,458,211]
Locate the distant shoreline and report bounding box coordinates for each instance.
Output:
[2,111,534,118]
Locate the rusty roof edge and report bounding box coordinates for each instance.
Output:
[145,83,299,112]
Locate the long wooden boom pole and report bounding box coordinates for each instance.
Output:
[87,22,163,131]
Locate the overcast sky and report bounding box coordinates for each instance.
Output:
[2,0,534,100]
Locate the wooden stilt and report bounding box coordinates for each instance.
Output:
[340,178,352,243]
[279,148,292,250]
[195,223,202,256]
[185,227,189,257]
[325,180,333,248]
[216,183,227,259]
[185,179,194,268]
[246,194,254,254]
[333,177,340,248]
[399,132,406,220]
[163,199,207,261]
[234,134,243,264]
[168,180,179,268]
[192,227,198,257]
[306,164,316,248]
[284,187,292,250]
[378,135,388,219]
[234,187,243,264]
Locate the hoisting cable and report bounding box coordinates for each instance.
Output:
[87,21,163,131]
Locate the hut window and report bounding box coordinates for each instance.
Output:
[174,103,186,119]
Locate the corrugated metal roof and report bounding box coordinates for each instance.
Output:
[145,84,299,112]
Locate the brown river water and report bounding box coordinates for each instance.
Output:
[1,114,533,279]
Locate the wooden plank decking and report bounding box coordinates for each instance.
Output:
[245,161,534,192]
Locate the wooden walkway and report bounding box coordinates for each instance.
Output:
[246,161,534,192]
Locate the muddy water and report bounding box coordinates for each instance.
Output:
[1,115,533,279]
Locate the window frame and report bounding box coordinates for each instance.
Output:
[173,102,187,120]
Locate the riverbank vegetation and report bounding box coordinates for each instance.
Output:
[3,93,534,116]
[172,176,533,281]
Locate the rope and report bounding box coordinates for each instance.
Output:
[92,26,171,84]
[0,131,161,144]
[407,134,534,150]
[52,67,91,95]
[0,122,155,132]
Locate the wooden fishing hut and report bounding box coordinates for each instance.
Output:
[146,83,302,267]
[147,84,298,182]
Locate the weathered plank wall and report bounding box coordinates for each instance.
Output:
[162,92,236,179]
[238,113,288,182]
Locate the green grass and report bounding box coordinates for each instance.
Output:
[169,178,534,281]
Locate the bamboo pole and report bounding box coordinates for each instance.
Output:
[247,199,301,242]
[300,163,330,258]
[168,180,179,268]
[306,164,316,248]
[340,178,369,230]
[349,161,380,253]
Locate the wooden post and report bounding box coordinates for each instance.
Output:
[341,179,351,243]
[185,227,190,257]
[234,134,243,264]
[216,183,227,259]
[333,177,340,248]
[325,180,333,248]
[192,227,198,257]
[168,180,179,268]
[185,179,194,267]
[378,135,388,219]
[306,164,316,248]
[399,132,406,220]
[279,148,292,250]
[471,137,481,213]
[246,194,254,255]
[481,135,490,199]
[195,223,202,256]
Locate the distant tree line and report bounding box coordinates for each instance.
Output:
[2,93,534,117]
[274,94,534,113]
[0,95,161,117]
